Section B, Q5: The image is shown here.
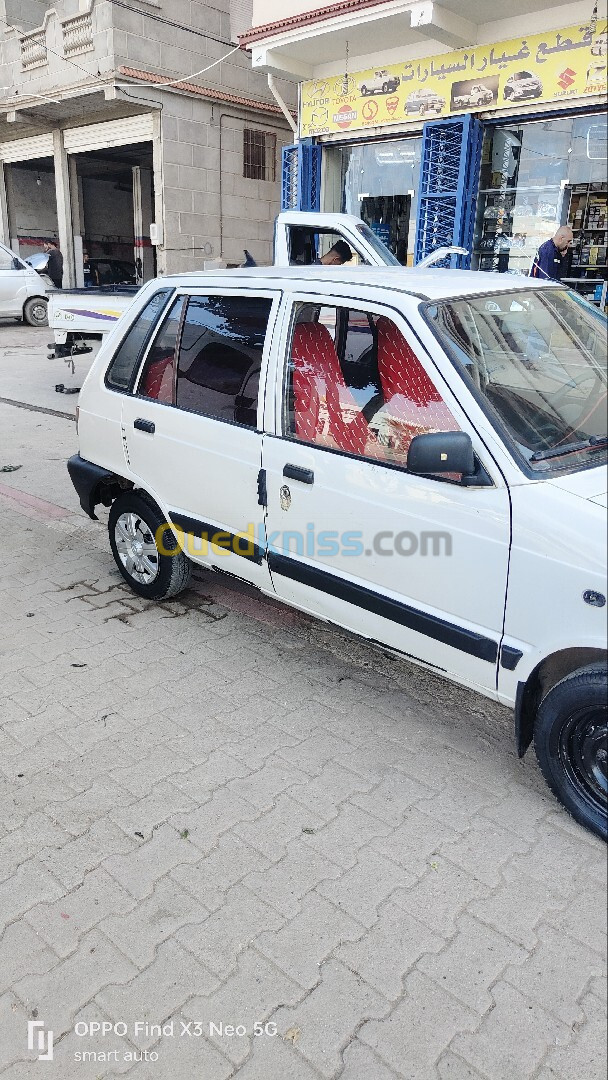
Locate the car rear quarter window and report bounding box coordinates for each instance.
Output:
[176,294,272,427]
[136,296,185,404]
[105,289,173,392]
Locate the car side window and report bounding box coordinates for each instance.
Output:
[0,246,15,270]
[106,289,173,392]
[176,294,272,427]
[136,296,185,404]
[284,302,461,471]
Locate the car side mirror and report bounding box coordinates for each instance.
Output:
[12,257,25,271]
[407,431,475,478]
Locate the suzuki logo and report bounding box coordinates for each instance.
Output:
[558,67,576,89]
[28,1020,54,1061]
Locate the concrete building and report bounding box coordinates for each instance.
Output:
[0,0,295,285]
[240,0,607,304]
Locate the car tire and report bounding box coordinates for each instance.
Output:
[23,297,48,327]
[361,85,368,95]
[108,491,192,601]
[534,664,607,841]
[382,82,389,93]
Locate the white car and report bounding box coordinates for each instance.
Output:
[360,69,400,95]
[68,267,608,840]
[504,70,543,101]
[405,88,446,114]
[453,84,494,108]
[0,239,48,325]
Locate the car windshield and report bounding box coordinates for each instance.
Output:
[425,288,607,474]
[25,252,48,270]
[355,223,400,265]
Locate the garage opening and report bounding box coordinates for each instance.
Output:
[70,144,155,287]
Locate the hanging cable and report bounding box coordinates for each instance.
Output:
[115,45,240,88]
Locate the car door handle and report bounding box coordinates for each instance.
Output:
[134,418,155,434]
[283,464,314,485]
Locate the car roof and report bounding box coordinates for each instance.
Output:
[159,265,564,303]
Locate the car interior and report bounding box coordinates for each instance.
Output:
[285,302,460,469]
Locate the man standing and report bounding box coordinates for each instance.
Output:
[43,239,64,289]
[530,226,573,281]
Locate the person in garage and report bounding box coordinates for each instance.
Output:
[43,239,64,289]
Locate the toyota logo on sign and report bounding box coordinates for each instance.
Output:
[333,105,358,129]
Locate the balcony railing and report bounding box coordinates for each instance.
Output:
[20,30,48,69]
[62,13,94,56]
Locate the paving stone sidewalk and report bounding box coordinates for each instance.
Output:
[0,401,606,1080]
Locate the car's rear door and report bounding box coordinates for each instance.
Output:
[121,284,281,589]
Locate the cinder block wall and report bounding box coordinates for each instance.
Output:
[161,95,292,274]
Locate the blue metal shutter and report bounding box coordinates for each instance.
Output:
[414,115,483,268]
[281,140,322,211]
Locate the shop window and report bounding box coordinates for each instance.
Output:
[176,294,272,427]
[283,303,460,471]
[243,129,276,182]
[106,289,173,392]
[332,138,422,265]
[137,296,185,403]
[473,115,608,303]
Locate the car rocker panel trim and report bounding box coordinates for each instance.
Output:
[267,551,499,663]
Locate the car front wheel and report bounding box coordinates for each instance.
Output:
[108,491,192,600]
[23,297,48,326]
[534,664,607,840]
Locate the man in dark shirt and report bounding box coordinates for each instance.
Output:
[530,226,573,281]
[319,240,353,265]
[43,240,64,288]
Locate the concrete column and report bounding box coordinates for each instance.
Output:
[53,128,75,288]
[69,156,85,287]
[140,166,155,281]
[152,111,165,276]
[132,164,143,285]
[0,162,10,247]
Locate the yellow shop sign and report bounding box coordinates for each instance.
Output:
[300,22,608,137]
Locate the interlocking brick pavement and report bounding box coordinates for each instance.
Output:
[0,384,606,1079]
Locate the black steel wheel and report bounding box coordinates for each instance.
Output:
[534,665,607,840]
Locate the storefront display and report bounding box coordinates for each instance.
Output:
[473,114,608,303]
[327,138,422,265]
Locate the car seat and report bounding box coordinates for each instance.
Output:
[291,322,369,455]
[375,316,459,456]
[140,354,174,403]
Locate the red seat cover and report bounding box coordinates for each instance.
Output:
[291,322,369,455]
[141,354,174,402]
[376,316,458,455]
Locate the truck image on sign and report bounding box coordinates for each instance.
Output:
[453,84,495,107]
[360,69,401,95]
